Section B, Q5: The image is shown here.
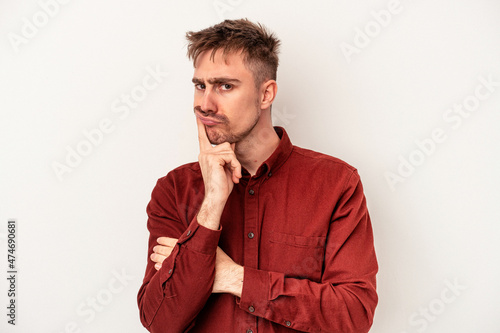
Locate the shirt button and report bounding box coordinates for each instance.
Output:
[249,189,255,195]
[285,320,291,327]
[268,172,272,177]
[248,306,255,313]
[168,269,172,274]
[246,330,253,333]
[186,230,191,236]
[247,232,255,239]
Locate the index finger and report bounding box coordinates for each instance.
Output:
[157,237,178,246]
[196,117,212,151]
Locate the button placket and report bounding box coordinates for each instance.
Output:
[244,180,259,269]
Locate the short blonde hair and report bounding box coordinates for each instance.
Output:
[186,18,281,86]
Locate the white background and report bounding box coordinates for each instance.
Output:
[1,0,500,332]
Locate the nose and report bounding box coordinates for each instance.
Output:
[200,88,217,114]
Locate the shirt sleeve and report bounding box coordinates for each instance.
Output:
[238,171,378,333]
[137,174,221,332]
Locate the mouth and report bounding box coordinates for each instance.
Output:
[195,112,223,126]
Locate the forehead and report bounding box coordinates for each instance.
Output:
[193,49,253,81]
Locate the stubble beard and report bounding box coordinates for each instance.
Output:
[207,105,261,145]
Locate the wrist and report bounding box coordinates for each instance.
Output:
[197,197,226,230]
[230,265,244,298]
[224,265,244,297]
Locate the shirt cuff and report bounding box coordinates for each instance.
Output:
[238,267,285,316]
[177,217,221,255]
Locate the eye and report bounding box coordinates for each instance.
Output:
[195,83,205,90]
[220,83,232,91]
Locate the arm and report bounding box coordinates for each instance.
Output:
[137,177,222,332]
[137,117,242,332]
[238,171,378,333]
[153,238,244,297]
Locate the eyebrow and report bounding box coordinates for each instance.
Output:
[192,77,242,85]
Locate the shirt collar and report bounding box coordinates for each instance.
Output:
[241,126,293,179]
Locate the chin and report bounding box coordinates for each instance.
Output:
[207,128,229,145]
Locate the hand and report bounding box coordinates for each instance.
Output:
[196,117,242,206]
[151,237,177,271]
[152,237,243,297]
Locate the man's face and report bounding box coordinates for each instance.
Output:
[192,50,261,145]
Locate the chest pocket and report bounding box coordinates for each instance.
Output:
[263,231,326,282]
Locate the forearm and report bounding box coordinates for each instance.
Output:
[138,221,221,332]
[196,195,226,230]
[238,267,377,333]
[213,260,244,297]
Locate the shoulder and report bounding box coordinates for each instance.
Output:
[289,145,357,176]
[171,161,201,174]
[156,161,202,188]
[281,145,365,206]
[286,145,362,194]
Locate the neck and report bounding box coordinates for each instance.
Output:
[235,118,280,176]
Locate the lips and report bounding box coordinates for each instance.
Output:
[195,113,223,126]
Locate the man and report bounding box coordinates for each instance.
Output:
[137,19,378,333]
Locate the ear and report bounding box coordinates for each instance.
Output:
[260,80,278,110]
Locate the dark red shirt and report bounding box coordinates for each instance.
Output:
[138,127,378,332]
